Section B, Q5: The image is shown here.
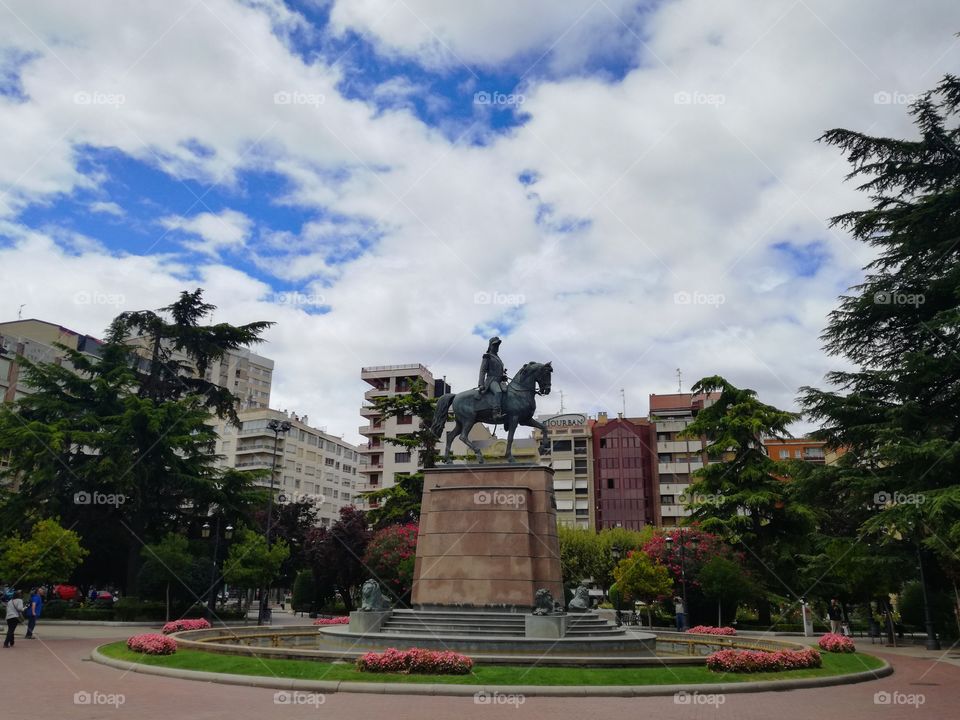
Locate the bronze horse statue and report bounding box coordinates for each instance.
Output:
[430,361,553,464]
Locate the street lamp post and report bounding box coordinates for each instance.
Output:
[611,545,622,626]
[665,531,699,631]
[259,418,292,625]
[202,518,233,620]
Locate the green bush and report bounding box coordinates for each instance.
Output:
[42,599,72,618]
[899,582,957,639]
[292,570,316,613]
[64,608,115,621]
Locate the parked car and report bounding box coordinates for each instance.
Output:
[53,584,80,601]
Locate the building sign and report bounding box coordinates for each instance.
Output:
[542,413,587,427]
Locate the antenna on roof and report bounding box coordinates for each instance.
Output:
[676,368,682,393]
[620,388,625,416]
[559,389,565,413]
[17,304,25,320]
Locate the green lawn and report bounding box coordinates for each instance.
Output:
[98,643,884,686]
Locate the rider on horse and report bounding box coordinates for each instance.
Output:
[477,336,508,422]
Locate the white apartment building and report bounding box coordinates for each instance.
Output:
[212,407,362,527]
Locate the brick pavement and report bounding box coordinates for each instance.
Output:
[4,624,957,720]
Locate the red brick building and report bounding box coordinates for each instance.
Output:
[591,413,659,530]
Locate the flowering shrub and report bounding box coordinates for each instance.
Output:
[818,632,856,653]
[361,523,418,602]
[687,625,737,636]
[313,616,350,625]
[161,618,211,634]
[705,647,821,673]
[355,647,473,675]
[127,633,177,655]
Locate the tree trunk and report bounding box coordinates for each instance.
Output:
[718,599,722,627]
[757,597,772,626]
[125,542,142,596]
[165,582,170,623]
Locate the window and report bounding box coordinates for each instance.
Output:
[607,478,615,489]
[325,458,334,466]
[395,452,411,463]
[779,449,789,458]
[574,458,587,474]
[552,439,572,452]
[600,438,607,448]
[397,414,413,425]
[661,495,675,505]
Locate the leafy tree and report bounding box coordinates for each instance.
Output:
[253,499,319,587]
[139,533,195,621]
[0,291,271,593]
[114,288,272,422]
[0,518,88,588]
[680,376,815,624]
[304,506,371,611]
[698,556,754,627]
[222,528,289,614]
[362,523,418,605]
[558,526,654,590]
[799,74,960,628]
[364,473,423,529]
[613,551,672,624]
[291,569,317,614]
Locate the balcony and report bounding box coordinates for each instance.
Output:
[359,463,383,473]
[359,405,382,418]
[658,461,703,474]
[364,387,390,401]
[358,424,385,436]
[235,442,282,454]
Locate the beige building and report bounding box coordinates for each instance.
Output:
[649,392,720,527]
[0,317,273,409]
[0,319,105,403]
[211,407,362,527]
[202,347,274,410]
[534,413,594,529]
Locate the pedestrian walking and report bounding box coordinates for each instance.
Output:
[828,598,843,634]
[24,586,44,639]
[4,589,25,648]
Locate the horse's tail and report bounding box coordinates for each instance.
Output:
[430,393,456,437]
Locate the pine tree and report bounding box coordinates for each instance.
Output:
[800,75,960,586]
[680,376,814,625]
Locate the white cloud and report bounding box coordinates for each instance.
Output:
[0,0,957,447]
[160,209,252,256]
[89,200,124,216]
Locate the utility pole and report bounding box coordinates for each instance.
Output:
[676,368,682,393]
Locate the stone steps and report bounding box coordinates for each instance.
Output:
[378,609,626,639]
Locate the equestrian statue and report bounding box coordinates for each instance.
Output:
[429,336,553,464]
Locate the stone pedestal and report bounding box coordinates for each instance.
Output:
[411,464,564,609]
[347,610,392,635]
[525,614,570,639]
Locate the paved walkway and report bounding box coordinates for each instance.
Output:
[5,620,958,719]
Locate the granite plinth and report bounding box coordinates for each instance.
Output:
[411,464,563,609]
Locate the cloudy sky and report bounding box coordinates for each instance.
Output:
[0,0,955,443]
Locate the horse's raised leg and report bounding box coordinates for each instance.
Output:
[522,416,551,457]
[459,420,483,464]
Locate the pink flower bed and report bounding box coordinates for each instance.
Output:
[355,647,473,675]
[161,618,212,634]
[686,625,737,636]
[313,616,350,625]
[818,632,856,653]
[127,633,177,655]
[706,647,821,673]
